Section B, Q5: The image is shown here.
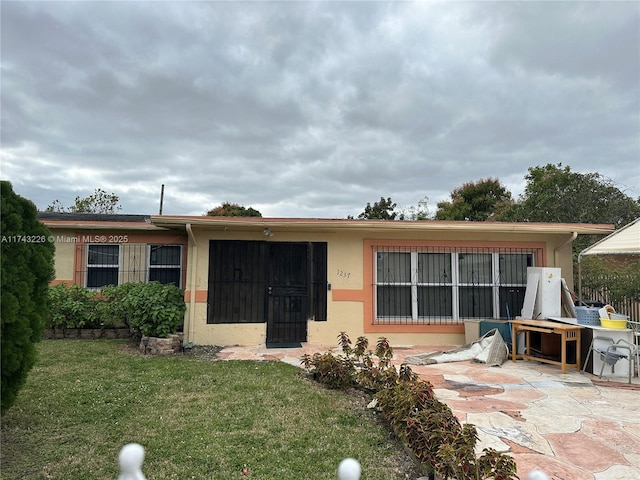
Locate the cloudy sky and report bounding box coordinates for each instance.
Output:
[2,1,639,218]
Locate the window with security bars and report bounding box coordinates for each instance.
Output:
[148,245,182,286]
[82,243,184,289]
[374,246,536,324]
[87,244,120,288]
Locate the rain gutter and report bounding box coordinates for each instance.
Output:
[186,223,198,344]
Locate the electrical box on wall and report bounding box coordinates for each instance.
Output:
[521,267,562,319]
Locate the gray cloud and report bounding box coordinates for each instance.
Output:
[1,1,638,218]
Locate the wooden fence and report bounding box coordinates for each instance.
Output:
[579,286,639,321]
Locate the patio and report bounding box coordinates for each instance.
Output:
[216,343,640,480]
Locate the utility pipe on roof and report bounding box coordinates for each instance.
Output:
[186,224,198,344]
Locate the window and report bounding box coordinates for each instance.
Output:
[148,245,182,286]
[374,247,536,324]
[87,244,119,288]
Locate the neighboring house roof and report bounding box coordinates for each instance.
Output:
[38,212,161,231]
[579,217,640,258]
[149,215,614,235]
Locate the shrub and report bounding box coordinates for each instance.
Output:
[302,332,519,480]
[46,282,186,337]
[121,281,186,338]
[48,284,101,329]
[100,283,138,328]
[580,256,640,305]
[1,181,55,412]
[301,332,412,390]
[301,352,356,389]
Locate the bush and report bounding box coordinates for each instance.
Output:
[48,284,101,329]
[301,332,409,390]
[100,283,138,328]
[1,181,55,412]
[580,256,640,305]
[120,282,186,338]
[302,332,519,480]
[46,282,186,337]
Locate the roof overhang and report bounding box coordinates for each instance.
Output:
[42,220,165,231]
[149,215,614,236]
[40,214,167,231]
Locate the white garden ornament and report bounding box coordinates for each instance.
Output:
[337,457,361,480]
[117,443,146,480]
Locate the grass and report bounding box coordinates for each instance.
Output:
[1,340,413,479]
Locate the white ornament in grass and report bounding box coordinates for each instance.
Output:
[338,458,361,480]
[117,443,147,480]
[527,470,549,480]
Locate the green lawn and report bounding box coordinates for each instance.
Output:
[1,340,414,479]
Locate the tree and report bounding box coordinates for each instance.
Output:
[206,202,262,217]
[497,163,640,260]
[46,189,122,214]
[435,178,513,221]
[1,181,55,412]
[352,197,404,220]
[400,196,431,221]
[497,163,640,227]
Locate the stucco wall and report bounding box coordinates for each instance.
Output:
[48,229,77,283]
[183,226,574,347]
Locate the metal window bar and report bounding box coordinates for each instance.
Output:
[373,245,540,325]
[77,243,185,289]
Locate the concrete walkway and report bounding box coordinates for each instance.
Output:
[216,343,640,480]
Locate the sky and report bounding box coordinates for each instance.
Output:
[1,1,639,219]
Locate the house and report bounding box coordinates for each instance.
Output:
[39,213,188,289]
[40,212,613,347]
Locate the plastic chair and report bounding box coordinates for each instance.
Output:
[582,336,634,384]
[626,320,640,377]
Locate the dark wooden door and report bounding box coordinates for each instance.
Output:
[266,243,309,344]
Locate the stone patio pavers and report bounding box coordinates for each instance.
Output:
[467,410,553,455]
[546,430,628,473]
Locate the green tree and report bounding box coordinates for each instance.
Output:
[46,188,122,214]
[435,178,513,221]
[206,202,262,217]
[352,197,404,220]
[497,163,640,259]
[580,256,640,305]
[1,181,55,412]
[497,163,640,227]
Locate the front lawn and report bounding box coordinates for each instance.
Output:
[1,340,414,479]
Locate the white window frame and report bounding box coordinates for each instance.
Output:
[86,244,120,289]
[146,244,182,287]
[374,250,534,323]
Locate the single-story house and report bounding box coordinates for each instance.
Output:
[40,212,613,347]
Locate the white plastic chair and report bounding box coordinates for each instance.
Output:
[626,320,640,377]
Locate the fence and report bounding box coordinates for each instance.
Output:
[579,285,639,321]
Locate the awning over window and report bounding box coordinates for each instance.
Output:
[580,218,640,257]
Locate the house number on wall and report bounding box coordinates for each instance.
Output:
[337,269,351,278]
